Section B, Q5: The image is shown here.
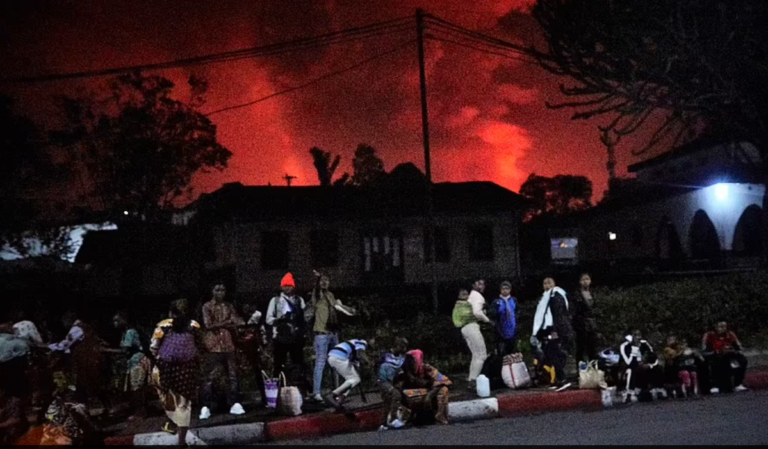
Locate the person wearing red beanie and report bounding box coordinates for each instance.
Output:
[267,273,309,392]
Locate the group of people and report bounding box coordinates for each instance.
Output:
[0,270,756,444]
[452,273,751,403]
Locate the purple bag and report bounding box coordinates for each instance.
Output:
[158,331,198,363]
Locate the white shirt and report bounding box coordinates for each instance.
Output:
[468,290,490,323]
[13,320,43,344]
[266,293,307,338]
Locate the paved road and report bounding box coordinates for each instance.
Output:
[272,391,768,445]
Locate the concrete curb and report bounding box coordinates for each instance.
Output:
[105,422,265,446]
[106,370,768,445]
[448,397,499,421]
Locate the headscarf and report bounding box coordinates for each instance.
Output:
[407,349,424,376]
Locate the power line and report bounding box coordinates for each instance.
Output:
[424,14,528,54]
[205,39,415,116]
[0,16,413,84]
[425,29,538,65]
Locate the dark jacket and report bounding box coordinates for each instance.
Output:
[549,291,573,341]
[571,289,596,333]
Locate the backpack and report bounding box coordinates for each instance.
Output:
[158,331,198,363]
[273,297,305,345]
[452,300,475,328]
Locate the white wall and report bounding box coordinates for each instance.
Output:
[576,183,764,261]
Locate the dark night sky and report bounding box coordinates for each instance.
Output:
[0,0,642,201]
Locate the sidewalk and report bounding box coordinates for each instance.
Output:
[103,353,768,445]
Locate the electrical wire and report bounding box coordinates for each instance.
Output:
[205,39,415,116]
[0,16,414,84]
[424,14,529,54]
[424,29,538,65]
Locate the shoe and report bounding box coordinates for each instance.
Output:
[313,394,324,402]
[660,389,668,399]
[378,425,389,432]
[199,406,211,420]
[734,385,749,392]
[710,388,720,395]
[435,413,449,425]
[161,421,177,435]
[555,382,572,392]
[323,393,343,411]
[389,419,405,429]
[630,393,638,403]
[230,403,245,415]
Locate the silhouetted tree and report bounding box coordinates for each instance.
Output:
[351,144,385,187]
[531,0,768,155]
[52,72,232,221]
[519,173,592,221]
[0,96,73,258]
[309,147,343,186]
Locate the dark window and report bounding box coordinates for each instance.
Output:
[310,230,339,268]
[261,231,289,270]
[469,224,495,261]
[424,227,451,263]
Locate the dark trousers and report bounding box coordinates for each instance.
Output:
[574,329,599,362]
[201,352,239,408]
[544,337,571,383]
[497,337,517,357]
[708,353,748,392]
[274,339,309,391]
[241,342,267,406]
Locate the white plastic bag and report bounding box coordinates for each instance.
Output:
[476,375,491,397]
[502,353,532,389]
[277,372,303,416]
[579,360,605,390]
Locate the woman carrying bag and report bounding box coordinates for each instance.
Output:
[151,299,202,446]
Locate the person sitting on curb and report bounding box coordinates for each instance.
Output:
[394,350,451,426]
[324,339,373,411]
[620,330,665,402]
[377,337,409,430]
[702,320,749,394]
[663,335,703,398]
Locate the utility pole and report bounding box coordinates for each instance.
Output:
[283,174,297,186]
[417,9,439,313]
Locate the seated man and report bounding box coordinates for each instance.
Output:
[394,350,451,425]
[377,337,409,429]
[702,321,748,394]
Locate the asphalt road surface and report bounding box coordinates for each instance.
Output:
[272,391,768,445]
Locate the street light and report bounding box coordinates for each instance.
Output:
[608,232,617,241]
[714,183,729,201]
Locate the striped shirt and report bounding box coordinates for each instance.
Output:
[329,339,368,361]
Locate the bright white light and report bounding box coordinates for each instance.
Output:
[608,232,617,241]
[123,210,129,215]
[714,183,729,200]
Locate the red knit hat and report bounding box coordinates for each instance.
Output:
[281,273,295,288]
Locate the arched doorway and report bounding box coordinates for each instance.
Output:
[689,210,721,260]
[656,217,684,261]
[733,205,763,257]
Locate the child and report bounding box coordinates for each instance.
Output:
[664,336,702,397]
[377,337,409,429]
[324,339,372,411]
[491,281,517,356]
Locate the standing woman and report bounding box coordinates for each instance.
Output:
[572,273,599,362]
[151,299,202,446]
[111,311,152,420]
